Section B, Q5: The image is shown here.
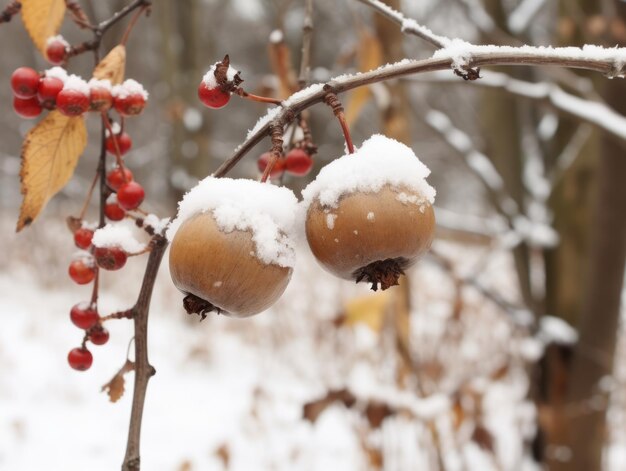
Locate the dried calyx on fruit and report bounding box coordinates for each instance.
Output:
[167,177,298,318]
[301,134,436,291]
[197,55,242,109]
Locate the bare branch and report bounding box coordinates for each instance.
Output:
[354,0,449,48]
[215,48,626,177]
[413,70,626,144]
[298,0,314,88]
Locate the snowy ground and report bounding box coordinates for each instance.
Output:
[0,214,616,471]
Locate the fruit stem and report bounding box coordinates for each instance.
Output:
[101,309,134,321]
[323,90,354,154]
[90,268,100,305]
[101,113,128,173]
[235,88,283,106]
[260,124,285,183]
[78,170,101,220]
[120,4,149,46]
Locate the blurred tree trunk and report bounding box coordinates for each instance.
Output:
[480,0,534,309]
[559,3,626,469]
[541,2,601,467]
[159,0,213,203]
[546,2,626,471]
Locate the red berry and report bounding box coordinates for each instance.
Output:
[89,86,113,112]
[114,94,146,116]
[74,227,94,249]
[198,82,230,109]
[257,152,285,179]
[104,202,126,221]
[285,148,314,176]
[13,96,42,119]
[37,76,64,109]
[45,38,68,65]
[117,181,145,210]
[68,258,96,284]
[68,347,93,371]
[70,302,99,330]
[11,67,40,99]
[56,89,90,116]
[94,246,127,271]
[89,325,109,346]
[106,167,133,191]
[105,132,132,156]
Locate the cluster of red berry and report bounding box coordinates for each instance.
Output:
[10,66,147,119]
[197,63,314,178]
[257,148,314,178]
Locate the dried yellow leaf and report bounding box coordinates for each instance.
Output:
[344,291,390,332]
[93,45,127,85]
[20,0,66,56]
[17,111,87,231]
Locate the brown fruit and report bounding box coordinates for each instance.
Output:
[169,212,292,318]
[305,184,435,291]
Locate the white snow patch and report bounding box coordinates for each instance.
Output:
[46,34,69,48]
[62,75,89,95]
[301,135,435,210]
[269,29,283,43]
[112,79,148,100]
[87,78,112,92]
[538,316,578,345]
[143,214,170,234]
[167,177,298,268]
[246,106,282,139]
[282,83,325,107]
[433,41,626,76]
[44,66,68,83]
[326,213,337,230]
[201,62,239,89]
[92,224,146,253]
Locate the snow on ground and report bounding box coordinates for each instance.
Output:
[0,215,547,470]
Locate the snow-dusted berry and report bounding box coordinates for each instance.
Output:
[37,76,64,109]
[88,78,113,112]
[104,195,126,221]
[112,79,147,116]
[74,227,94,249]
[94,246,127,271]
[68,254,96,285]
[198,82,230,109]
[56,75,90,116]
[45,35,69,65]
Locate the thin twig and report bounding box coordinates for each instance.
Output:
[354,0,449,48]
[121,235,167,471]
[298,0,314,88]
[0,1,20,23]
[214,50,626,177]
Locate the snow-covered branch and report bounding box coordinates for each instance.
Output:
[354,0,449,48]
[216,46,626,177]
[413,70,626,143]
